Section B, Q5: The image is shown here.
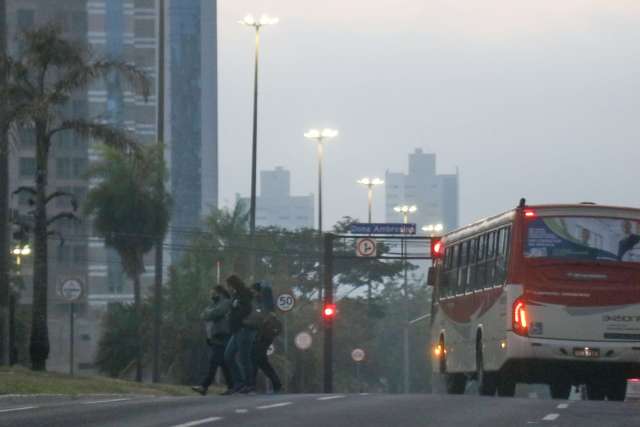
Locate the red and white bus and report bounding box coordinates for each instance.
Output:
[429,201,640,400]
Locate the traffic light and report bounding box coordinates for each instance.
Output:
[430,238,444,259]
[322,304,337,320]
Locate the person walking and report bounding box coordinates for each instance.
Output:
[192,285,233,396]
[251,282,282,393]
[224,275,257,394]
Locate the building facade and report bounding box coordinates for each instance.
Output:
[238,167,314,230]
[385,149,459,233]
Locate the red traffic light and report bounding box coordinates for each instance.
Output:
[322,304,337,319]
[431,238,444,258]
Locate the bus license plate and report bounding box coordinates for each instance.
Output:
[573,347,600,358]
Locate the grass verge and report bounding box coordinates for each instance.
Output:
[0,366,195,396]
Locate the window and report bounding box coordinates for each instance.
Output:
[457,241,469,294]
[19,127,35,148]
[72,158,87,178]
[496,227,512,283]
[57,158,71,179]
[468,238,478,289]
[19,157,36,178]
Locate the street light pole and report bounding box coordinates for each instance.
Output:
[357,178,384,224]
[394,204,417,394]
[239,14,278,279]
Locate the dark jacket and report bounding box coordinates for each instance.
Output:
[201,295,232,340]
[229,287,253,334]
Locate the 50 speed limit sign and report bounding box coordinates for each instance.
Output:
[276,293,296,312]
[355,238,377,257]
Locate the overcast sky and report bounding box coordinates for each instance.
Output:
[218,0,640,229]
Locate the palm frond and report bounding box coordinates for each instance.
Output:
[49,119,141,153]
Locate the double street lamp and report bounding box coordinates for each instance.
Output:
[304,128,339,233]
[394,205,417,224]
[11,244,31,268]
[357,178,384,223]
[239,14,278,249]
[422,223,444,236]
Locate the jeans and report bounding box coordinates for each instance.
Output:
[202,335,232,390]
[253,336,282,390]
[224,327,257,388]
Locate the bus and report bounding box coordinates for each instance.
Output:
[428,200,640,400]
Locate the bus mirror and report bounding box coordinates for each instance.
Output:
[427,267,436,287]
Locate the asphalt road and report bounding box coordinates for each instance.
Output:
[0,392,638,427]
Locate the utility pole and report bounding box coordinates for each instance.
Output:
[322,233,334,393]
[152,0,166,383]
[0,0,10,367]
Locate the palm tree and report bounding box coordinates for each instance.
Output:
[85,144,170,382]
[0,25,149,371]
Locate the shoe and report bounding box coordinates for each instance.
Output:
[191,385,207,396]
[219,388,235,396]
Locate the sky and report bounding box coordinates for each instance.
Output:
[218,0,640,229]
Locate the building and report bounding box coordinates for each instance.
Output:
[238,167,314,230]
[385,149,459,233]
[6,0,219,373]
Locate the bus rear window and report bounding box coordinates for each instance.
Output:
[525,216,640,263]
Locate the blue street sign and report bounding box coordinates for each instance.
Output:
[350,223,417,235]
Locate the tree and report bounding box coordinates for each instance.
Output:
[85,144,170,381]
[0,25,149,371]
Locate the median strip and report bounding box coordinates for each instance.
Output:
[172,416,222,427]
[0,406,37,414]
[81,398,131,405]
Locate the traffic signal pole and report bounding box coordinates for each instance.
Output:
[323,233,334,393]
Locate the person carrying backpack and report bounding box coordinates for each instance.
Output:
[251,281,282,393]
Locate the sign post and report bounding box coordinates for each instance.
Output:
[351,348,366,393]
[276,293,295,391]
[60,279,83,376]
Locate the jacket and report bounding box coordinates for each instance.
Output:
[229,287,253,334]
[201,296,231,340]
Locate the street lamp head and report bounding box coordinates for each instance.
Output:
[304,129,321,139]
[11,246,21,256]
[394,205,417,214]
[21,245,31,256]
[408,205,417,213]
[305,128,339,141]
[371,178,384,186]
[259,14,279,26]
[359,177,384,186]
[239,14,279,28]
[321,128,339,138]
[434,224,444,233]
[238,14,256,26]
[422,225,434,232]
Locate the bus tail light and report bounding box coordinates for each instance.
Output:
[513,298,528,336]
[524,209,536,218]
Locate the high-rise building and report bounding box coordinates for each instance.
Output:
[238,167,314,230]
[385,149,459,232]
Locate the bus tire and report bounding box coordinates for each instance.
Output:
[605,378,627,401]
[446,373,467,394]
[496,374,516,397]
[550,380,571,400]
[476,343,497,396]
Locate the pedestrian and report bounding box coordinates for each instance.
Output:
[251,282,282,393]
[223,274,257,394]
[192,285,233,396]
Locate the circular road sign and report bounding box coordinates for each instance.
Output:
[355,238,377,257]
[276,293,296,312]
[295,331,313,351]
[60,278,83,302]
[351,348,366,362]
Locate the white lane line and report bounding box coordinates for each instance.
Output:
[171,417,222,427]
[317,395,346,401]
[235,409,248,414]
[557,403,569,409]
[542,413,560,421]
[0,406,37,414]
[81,398,131,405]
[256,402,293,410]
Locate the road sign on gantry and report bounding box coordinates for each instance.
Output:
[355,238,377,257]
[276,293,295,312]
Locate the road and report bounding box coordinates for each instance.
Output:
[0,392,638,427]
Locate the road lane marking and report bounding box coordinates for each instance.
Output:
[256,402,293,410]
[542,413,560,421]
[172,417,222,427]
[0,406,37,414]
[235,409,248,414]
[318,395,346,401]
[81,398,131,405]
[557,404,569,409]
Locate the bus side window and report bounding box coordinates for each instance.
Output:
[468,238,478,290]
[439,246,449,298]
[449,244,459,297]
[496,227,511,284]
[487,230,498,286]
[477,234,487,289]
[457,241,468,295]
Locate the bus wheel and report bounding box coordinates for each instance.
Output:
[476,343,497,396]
[496,373,516,397]
[550,380,571,399]
[446,373,467,394]
[586,381,605,400]
[605,378,627,401]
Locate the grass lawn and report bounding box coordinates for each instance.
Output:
[0,366,196,397]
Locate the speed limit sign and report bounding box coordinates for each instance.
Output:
[276,293,295,312]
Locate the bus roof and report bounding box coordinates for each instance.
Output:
[443,203,640,243]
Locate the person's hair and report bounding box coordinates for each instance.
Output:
[226,274,246,292]
[214,285,230,299]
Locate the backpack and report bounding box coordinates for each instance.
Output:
[259,312,283,341]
